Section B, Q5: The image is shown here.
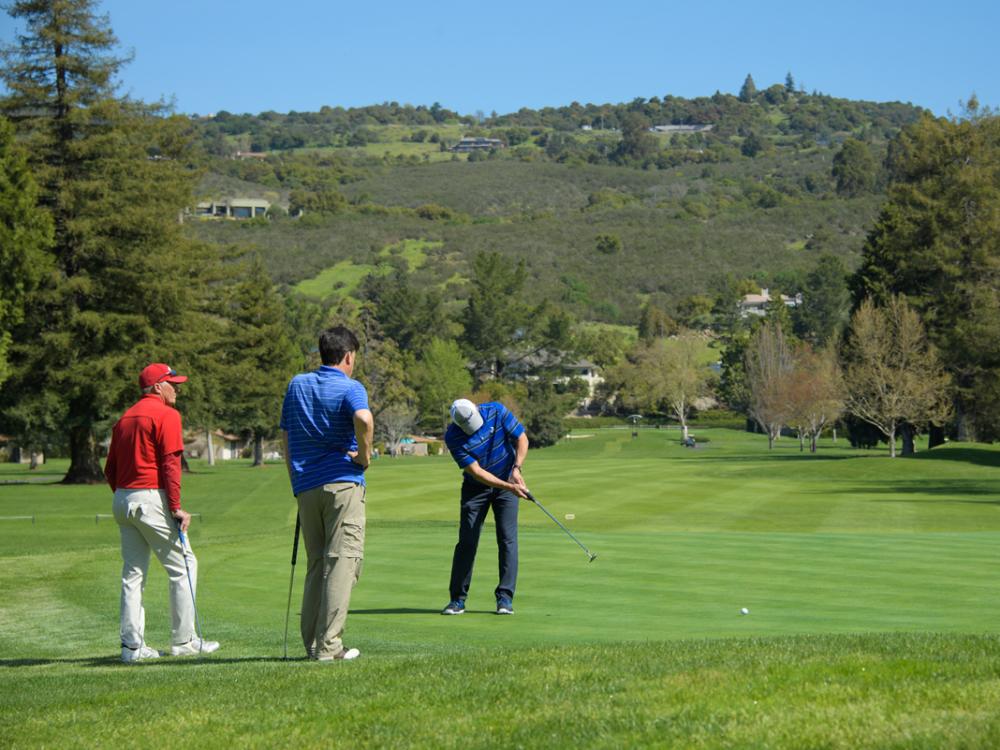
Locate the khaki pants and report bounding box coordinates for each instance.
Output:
[112,488,196,648]
[297,482,365,658]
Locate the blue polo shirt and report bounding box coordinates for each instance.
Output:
[280,366,369,495]
[445,402,524,484]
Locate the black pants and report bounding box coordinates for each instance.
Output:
[448,482,519,602]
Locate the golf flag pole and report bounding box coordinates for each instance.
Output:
[283,514,301,660]
[525,491,597,562]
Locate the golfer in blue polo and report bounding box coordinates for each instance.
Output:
[441,399,529,616]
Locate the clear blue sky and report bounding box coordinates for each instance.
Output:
[2,0,997,117]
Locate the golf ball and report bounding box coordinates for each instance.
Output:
[565,514,575,520]
[740,607,750,615]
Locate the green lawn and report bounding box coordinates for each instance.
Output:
[3,428,1000,747]
[292,239,440,300]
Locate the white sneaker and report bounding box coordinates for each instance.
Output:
[317,647,360,661]
[121,644,160,663]
[170,638,220,656]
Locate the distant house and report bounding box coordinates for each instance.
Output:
[740,288,803,318]
[450,137,504,153]
[184,430,247,461]
[193,198,270,220]
[650,124,714,134]
[233,150,269,160]
[1,435,43,465]
[505,353,605,411]
[564,360,603,408]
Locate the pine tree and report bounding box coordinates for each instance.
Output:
[0,116,53,385]
[0,0,216,481]
[738,74,757,103]
[219,258,300,466]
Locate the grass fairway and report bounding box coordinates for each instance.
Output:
[3,428,1000,747]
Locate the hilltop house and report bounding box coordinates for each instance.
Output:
[740,288,803,318]
[650,124,714,134]
[450,137,504,153]
[193,198,270,219]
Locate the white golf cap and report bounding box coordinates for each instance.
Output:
[450,399,483,435]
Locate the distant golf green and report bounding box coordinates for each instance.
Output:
[3,428,1000,747]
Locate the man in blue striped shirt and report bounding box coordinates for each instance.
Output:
[281,326,374,660]
[442,399,529,616]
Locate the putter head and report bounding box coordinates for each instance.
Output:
[588,553,597,563]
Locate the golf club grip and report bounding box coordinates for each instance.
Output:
[290,515,301,565]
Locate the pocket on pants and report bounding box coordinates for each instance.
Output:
[336,519,365,558]
[330,485,365,559]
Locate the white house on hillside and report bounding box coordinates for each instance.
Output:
[740,288,803,318]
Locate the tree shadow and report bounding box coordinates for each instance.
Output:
[908,447,1000,469]
[812,479,999,501]
[670,452,865,463]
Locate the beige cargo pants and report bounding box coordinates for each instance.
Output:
[296,481,365,659]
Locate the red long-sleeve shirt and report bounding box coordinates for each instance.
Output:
[104,394,184,511]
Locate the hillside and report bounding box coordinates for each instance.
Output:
[185,87,921,323]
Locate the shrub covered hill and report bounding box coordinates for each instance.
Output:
[186,79,924,325]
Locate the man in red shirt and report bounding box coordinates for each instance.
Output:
[104,363,219,663]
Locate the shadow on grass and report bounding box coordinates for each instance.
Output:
[350,608,443,615]
[670,452,867,463]
[814,480,999,501]
[0,655,301,668]
[908,446,1000,468]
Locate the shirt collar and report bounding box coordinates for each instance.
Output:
[318,365,347,378]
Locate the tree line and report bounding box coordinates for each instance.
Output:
[1,1,996,485]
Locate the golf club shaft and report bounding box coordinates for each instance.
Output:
[283,514,301,660]
[177,527,204,652]
[525,491,596,560]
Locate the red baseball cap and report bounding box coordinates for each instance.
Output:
[139,363,188,389]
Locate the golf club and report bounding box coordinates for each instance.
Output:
[282,514,301,660]
[525,491,597,562]
[176,525,204,655]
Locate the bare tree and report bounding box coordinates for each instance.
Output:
[744,322,795,448]
[843,297,952,457]
[784,345,845,452]
[610,334,710,440]
[376,404,417,457]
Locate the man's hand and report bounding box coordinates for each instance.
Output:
[172,509,192,533]
[508,469,530,500]
[510,466,528,492]
[348,450,369,470]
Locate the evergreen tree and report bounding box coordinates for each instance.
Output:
[0,116,52,385]
[0,0,216,481]
[832,138,877,196]
[784,72,796,94]
[793,254,850,346]
[461,252,529,382]
[412,338,472,432]
[739,74,757,103]
[850,105,1000,440]
[219,258,300,467]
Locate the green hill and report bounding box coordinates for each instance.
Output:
[185,89,919,323]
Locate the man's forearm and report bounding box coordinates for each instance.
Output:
[353,409,374,466]
[514,433,529,468]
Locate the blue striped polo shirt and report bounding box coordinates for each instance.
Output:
[280,366,369,495]
[445,402,524,484]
